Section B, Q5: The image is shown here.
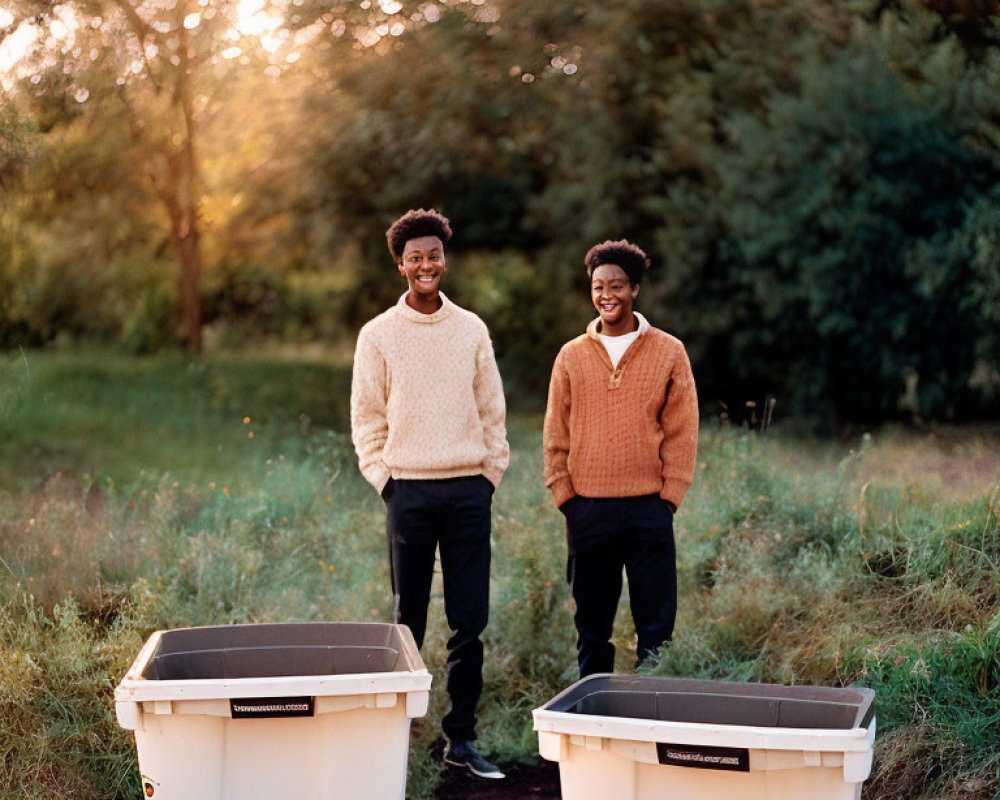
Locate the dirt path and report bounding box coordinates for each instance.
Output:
[434,762,561,799]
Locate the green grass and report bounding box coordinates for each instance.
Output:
[0,348,351,491]
[1,350,998,799]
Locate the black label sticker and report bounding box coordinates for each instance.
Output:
[230,696,315,719]
[657,742,750,772]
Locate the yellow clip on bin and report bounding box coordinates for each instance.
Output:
[533,675,875,800]
[115,622,431,800]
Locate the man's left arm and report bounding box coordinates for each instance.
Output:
[473,330,510,489]
[659,343,699,511]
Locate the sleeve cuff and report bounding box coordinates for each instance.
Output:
[549,478,576,508]
[659,479,689,511]
[482,465,504,490]
[367,464,391,496]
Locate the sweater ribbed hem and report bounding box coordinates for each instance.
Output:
[389,465,489,483]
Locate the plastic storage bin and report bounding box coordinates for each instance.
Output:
[533,675,875,800]
[115,622,432,800]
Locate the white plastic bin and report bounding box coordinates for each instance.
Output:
[533,675,875,800]
[115,622,432,800]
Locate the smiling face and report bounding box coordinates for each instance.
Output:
[399,235,446,312]
[591,263,639,336]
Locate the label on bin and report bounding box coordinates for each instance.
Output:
[657,742,750,772]
[230,696,315,719]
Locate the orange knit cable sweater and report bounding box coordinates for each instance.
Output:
[543,313,699,510]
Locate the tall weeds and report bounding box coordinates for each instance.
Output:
[646,428,1000,799]
[1,354,998,799]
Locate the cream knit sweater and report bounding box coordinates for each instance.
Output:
[351,292,510,494]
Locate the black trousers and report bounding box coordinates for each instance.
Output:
[383,475,493,743]
[562,494,677,678]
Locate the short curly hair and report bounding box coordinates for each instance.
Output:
[584,239,650,286]
[385,208,453,262]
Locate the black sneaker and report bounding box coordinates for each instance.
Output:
[443,740,506,779]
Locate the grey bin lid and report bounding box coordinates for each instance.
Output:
[142,623,409,681]
[546,676,875,731]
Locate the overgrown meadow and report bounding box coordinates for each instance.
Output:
[1,350,998,799]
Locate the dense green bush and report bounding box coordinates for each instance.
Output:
[704,40,1000,425]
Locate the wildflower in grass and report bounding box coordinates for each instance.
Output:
[223,487,230,497]
[243,416,251,424]
[248,431,255,439]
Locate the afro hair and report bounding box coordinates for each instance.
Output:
[385,208,453,262]
[584,239,650,286]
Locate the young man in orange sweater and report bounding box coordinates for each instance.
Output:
[543,239,699,677]
[351,209,509,778]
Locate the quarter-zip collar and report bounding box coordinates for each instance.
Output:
[585,312,651,389]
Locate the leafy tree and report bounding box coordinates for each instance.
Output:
[2,0,998,426]
[295,3,549,324]
[3,0,374,350]
[707,37,1000,425]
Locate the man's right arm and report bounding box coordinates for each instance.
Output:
[350,327,392,495]
[543,349,576,507]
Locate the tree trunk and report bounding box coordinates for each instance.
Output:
[175,216,202,352]
[115,0,205,351]
[175,18,202,352]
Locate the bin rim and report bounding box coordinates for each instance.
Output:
[532,674,876,753]
[532,707,875,752]
[114,622,432,704]
[540,673,875,705]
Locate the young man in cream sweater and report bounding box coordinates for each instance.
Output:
[543,240,699,678]
[350,209,509,779]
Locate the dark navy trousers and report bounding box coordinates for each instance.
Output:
[562,494,677,678]
[383,475,493,743]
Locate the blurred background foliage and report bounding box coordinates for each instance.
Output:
[1,0,999,427]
